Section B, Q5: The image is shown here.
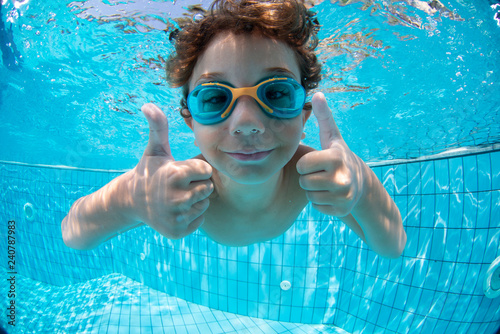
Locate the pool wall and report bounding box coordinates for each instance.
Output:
[1,147,500,333]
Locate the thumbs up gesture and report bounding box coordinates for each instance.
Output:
[131,103,214,239]
[297,93,365,217]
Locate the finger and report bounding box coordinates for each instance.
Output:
[296,150,342,175]
[186,179,214,205]
[312,92,343,150]
[305,188,354,207]
[305,190,335,205]
[162,160,213,189]
[299,171,331,191]
[311,203,351,218]
[176,197,210,224]
[186,159,213,182]
[186,214,206,234]
[142,103,172,158]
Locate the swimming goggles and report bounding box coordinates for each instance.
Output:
[187,77,306,125]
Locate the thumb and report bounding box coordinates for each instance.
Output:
[312,92,343,150]
[142,103,172,158]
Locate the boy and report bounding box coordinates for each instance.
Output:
[62,0,406,258]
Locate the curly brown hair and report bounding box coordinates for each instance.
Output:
[166,0,322,118]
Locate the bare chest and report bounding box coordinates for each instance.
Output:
[200,189,307,246]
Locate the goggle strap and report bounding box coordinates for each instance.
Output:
[209,84,274,119]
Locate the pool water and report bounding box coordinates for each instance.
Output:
[1,0,500,333]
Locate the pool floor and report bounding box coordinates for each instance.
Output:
[0,267,348,334]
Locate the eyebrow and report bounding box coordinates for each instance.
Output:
[193,67,299,87]
[194,72,226,86]
[264,67,299,80]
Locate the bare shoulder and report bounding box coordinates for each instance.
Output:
[191,154,207,161]
[290,144,316,163]
[283,144,316,179]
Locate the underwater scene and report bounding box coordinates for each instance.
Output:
[1,0,500,333]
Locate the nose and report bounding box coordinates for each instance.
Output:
[228,96,266,135]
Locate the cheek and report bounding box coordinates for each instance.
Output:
[267,119,304,142]
[192,126,224,154]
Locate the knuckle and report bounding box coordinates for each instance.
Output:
[191,159,212,174]
[298,175,307,189]
[166,163,189,182]
[193,198,210,212]
[333,170,352,187]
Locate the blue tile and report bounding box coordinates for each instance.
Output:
[270,244,283,267]
[393,283,410,308]
[477,192,491,229]
[406,195,421,227]
[463,192,478,228]
[365,302,381,326]
[457,229,475,263]
[433,319,451,333]
[436,262,455,292]
[420,195,435,227]
[470,229,488,263]
[283,244,295,268]
[449,193,464,228]
[405,287,422,313]
[491,191,500,229]
[429,227,446,261]
[407,162,421,195]
[228,260,237,277]
[461,264,482,295]
[477,153,492,191]
[449,157,464,193]
[394,164,408,195]
[444,229,461,262]
[484,228,500,262]
[491,151,500,190]
[463,296,483,322]
[305,267,318,287]
[294,245,308,268]
[435,194,449,227]
[382,166,396,196]
[387,308,404,332]
[383,281,398,307]
[423,261,441,291]
[290,306,302,323]
[449,262,468,294]
[395,195,408,226]
[421,161,435,194]
[376,305,392,328]
[435,159,450,193]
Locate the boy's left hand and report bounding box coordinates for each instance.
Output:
[296,92,365,217]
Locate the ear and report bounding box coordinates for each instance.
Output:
[183,109,194,130]
[302,108,312,125]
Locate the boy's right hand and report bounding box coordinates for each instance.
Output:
[130,103,214,239]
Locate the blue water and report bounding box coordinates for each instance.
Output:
[1,0,500,333]
[0,0,499,168]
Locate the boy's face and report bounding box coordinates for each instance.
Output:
[185,32,311,185]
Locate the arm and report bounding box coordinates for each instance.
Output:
[338,160,406,258]
[62,103,213,250]
[61,170,141,250]
[297,93,406,258]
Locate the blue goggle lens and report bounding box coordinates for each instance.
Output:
[187,77,306,125]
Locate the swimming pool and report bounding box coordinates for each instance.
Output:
[1,0,500,333]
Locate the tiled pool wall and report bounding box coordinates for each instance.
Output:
[0,148,499,333]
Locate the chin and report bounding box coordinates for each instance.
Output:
[226,168,279,185]
[216,161,282,185]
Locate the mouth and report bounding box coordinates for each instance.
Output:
[226,149,274,161]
